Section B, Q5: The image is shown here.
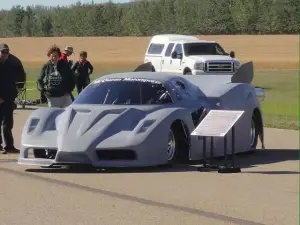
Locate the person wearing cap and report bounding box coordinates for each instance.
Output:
[71,51,94,94]
[37,44,75,108]
[60,46,74,67]
[60,46,75,101]
[0,43,26,154]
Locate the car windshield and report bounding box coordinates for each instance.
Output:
[74,78,173,105]
[184,43,227,56]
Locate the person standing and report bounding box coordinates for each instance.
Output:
[0,43,26,154]
[71,51,94,94]
[60,46,74,67]
[37,45,75,108]
[60,45,75,101]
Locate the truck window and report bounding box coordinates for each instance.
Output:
[147,43,165,54]
[183,43,227,56]
[215,43,227,55]
[174,44,183,55]
[165,43,175,57]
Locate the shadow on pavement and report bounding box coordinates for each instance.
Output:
[25,164,198,174]
[236,149,299,167]
[235,149,299,175]
[23,149,299,174]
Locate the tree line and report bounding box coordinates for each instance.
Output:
[0,0,298,37]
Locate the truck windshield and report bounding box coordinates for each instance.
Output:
[74,78,173,105]
[184,43,227,56]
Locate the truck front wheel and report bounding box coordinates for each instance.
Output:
[183,68,192,75]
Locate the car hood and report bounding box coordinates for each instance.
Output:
[25,105,175,151]
[55,106,146,151]
[188,55,235,62]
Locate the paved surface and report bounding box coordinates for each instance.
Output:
[0,109,298,225]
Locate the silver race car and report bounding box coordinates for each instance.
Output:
[18,62,265,168]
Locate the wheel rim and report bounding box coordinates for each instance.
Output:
[250,119,256,146]
[167,130,176,160]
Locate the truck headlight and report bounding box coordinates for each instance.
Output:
[194,62,204,71]
[234,62,241,70]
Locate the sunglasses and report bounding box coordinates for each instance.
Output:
[1,51,9,54]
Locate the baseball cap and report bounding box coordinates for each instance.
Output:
[0,43,9,52]
[64,46,74,53]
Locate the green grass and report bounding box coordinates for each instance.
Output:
[252,69,298,130]
[21,66,299,130]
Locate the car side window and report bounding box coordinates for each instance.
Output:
[165,43,175,57]
[171,80,188,96]
[166,81,182,101]
[175,80,186,90]
[172,79,194,101]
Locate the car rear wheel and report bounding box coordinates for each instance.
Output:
[250,115,258,149]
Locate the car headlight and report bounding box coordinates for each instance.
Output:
[194,62,205,71]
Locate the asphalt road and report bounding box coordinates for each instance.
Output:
[0,109,298,225]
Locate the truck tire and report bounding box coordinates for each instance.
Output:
[183,68,192,75]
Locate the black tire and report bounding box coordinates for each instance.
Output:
[250,113,259,149]
[167,126,180,163]
[183,68,192,75]
[167,123,188,164]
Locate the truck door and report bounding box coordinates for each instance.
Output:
[161,43,175,72]
[170,44,184,73]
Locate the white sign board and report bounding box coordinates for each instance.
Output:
[191,110,244,137]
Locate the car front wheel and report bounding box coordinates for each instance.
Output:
[167,129,177,161]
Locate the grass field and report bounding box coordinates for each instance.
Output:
[2,35,298,130]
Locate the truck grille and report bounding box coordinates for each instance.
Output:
[205,61,234,73]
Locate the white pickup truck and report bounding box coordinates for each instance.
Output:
[144,34,241,75]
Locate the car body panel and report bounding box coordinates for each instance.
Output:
[18,62,264,168]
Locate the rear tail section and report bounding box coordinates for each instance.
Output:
[230,61,254,84]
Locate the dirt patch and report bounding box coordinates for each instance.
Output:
[1,35,298,70]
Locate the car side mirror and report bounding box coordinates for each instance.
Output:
[171,51,177,59]
[229,51,235,58]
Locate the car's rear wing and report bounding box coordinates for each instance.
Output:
[133,61,254,84]
[230,61,254,84]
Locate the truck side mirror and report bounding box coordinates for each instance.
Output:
[230,51,235,58]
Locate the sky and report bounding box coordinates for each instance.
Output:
[1,0,130,10]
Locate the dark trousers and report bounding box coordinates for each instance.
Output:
[70,92,75,101]
[0,102,14,149]
[76,77,90,94]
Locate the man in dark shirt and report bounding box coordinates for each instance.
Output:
[0,43,26,154]
[71,51,94,94]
